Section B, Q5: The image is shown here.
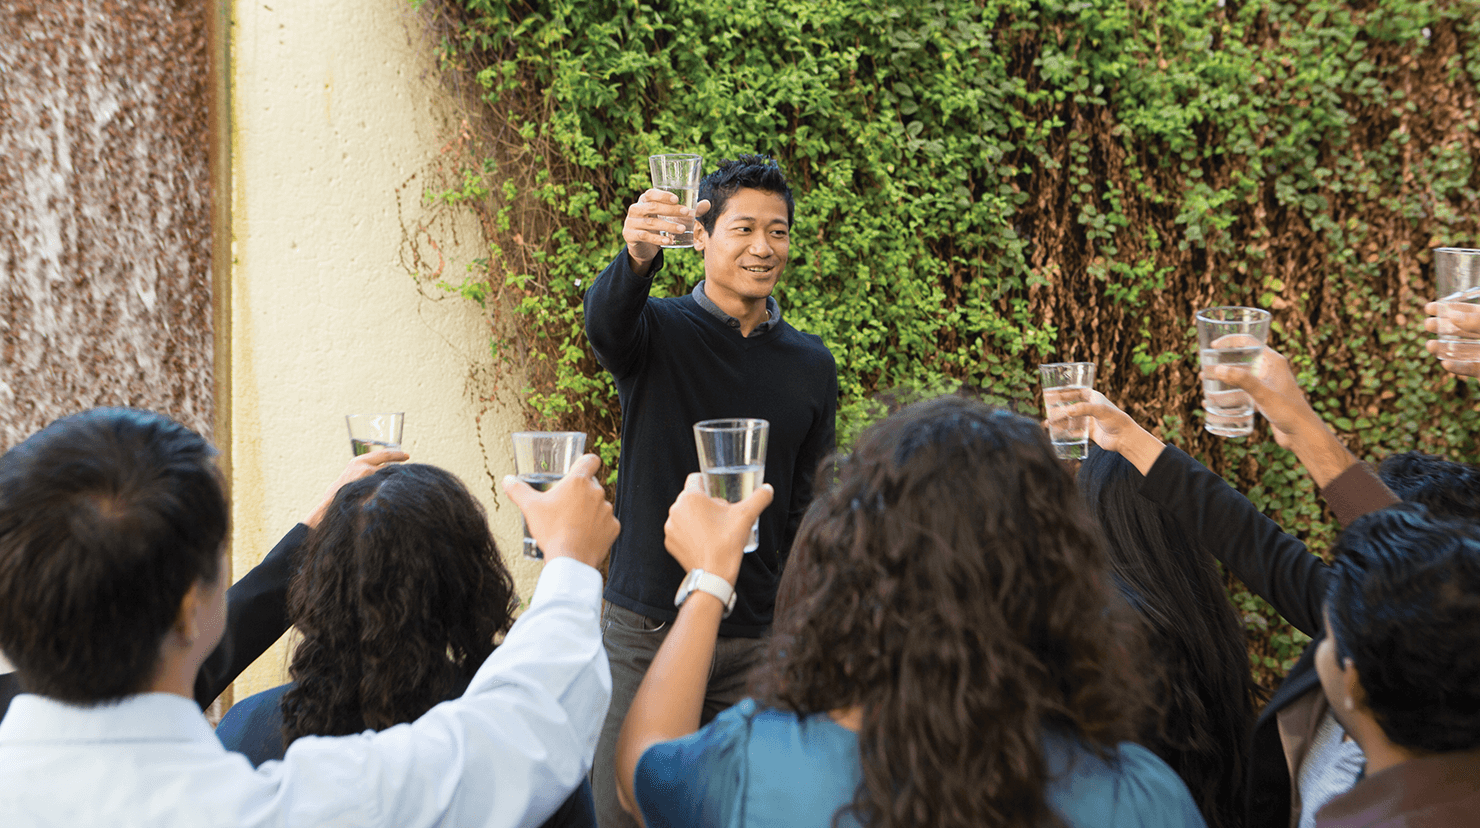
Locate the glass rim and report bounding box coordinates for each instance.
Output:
[693,418,769,433]
[345,412,404,421]
[649,152,702,162]
[511,431,586,439]
[1195,306,1272,324]
[1434,247,1480,255]
[1038,361,1096,370]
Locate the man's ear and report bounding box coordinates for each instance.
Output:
[693,223,708,252]
[171,581,207,648]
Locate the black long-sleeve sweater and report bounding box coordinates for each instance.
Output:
[583,250,837,636]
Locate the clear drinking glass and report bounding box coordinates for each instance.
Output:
[648,153,703,248]
[693,418,769,553]
[1039,363,1096,460]
[1432,248,1480,363]
[346,413,404,457]
[511,431,587,560]
[1196,307,1272,438]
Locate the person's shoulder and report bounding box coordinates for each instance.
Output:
[771,321,837,365]
[1044,737,1208,828]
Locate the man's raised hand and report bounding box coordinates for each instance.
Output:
[623,189,712,276]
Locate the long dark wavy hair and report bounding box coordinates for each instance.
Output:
[1078,446,1259,828]
[750,396,1151,828]
[280,463,518,743]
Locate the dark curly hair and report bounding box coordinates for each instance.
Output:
[1326,504,1480,753]
[280,463,518,743]
[1377,450,1480,520]
[1078,447,1259,828]
[750,396,1151,828]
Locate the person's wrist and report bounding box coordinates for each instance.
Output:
[1119,426,1166,476]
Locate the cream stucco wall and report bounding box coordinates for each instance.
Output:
[227,0,534,702]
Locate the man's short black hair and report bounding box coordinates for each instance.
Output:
[1378,450,1480,520]
[0,408,227,703]
[697,154,794,236]
[1326,505,1480,753]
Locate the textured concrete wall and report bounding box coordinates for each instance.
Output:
[228,0,530,701]
[0,2,214,447]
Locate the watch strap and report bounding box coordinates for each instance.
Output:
[674,568,737,618]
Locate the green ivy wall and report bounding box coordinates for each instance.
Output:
[414,0,1480,689]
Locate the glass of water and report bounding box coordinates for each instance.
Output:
[1432,248,1480,363]
[1196,307,1272,438]
[346,413,404,457]
[648,153,703,248]
[692,418,769,553]
[1039,363,1096,460]
[511,431,587,559]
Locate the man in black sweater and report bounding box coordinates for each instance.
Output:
[583,155,837,828]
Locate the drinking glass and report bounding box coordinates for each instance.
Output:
[1432,248,1480,363]
[1196,307,1272,438]
[693,418,769,553]
[1039,363,1096,460]
[511,431,587,559]
[346,413,404,457]
[648,153,703,248]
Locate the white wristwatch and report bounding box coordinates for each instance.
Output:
[674,568,737,618]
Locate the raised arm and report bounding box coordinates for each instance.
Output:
[194,447,408,708]
[584,191,711,379]
[1201,346,1356,488]
[615,474,773,823]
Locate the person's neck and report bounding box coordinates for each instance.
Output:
[1348,716,1424,776]
[703,284,768,337]
[145,658,200,699]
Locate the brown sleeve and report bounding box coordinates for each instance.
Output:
[1320,462,1401,527]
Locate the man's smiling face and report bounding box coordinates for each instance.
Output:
[694,187,791,310]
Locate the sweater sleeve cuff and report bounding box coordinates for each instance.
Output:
[1320,462,1401,527]
[1136,443,1190,505]
[617,247,664,280]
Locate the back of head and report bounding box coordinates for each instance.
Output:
[1077,447,1256,828]
[1327,505,1480,753]
[696,153,795,235]
[756,396,1147,828]
[1377,451,1480,520]
[0,408,226,703]
[281,463,517,743]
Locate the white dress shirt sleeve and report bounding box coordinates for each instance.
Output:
[246,557,611,828]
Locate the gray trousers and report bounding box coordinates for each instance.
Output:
[591,602,765,828]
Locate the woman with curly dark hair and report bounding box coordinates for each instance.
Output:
[1079,446,1260,828]
[217,462,596,826]
[614,396,1206,828]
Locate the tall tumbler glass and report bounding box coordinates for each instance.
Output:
[648,153,703,248]
[511,431,586,559]
[1433,248,1480,363]
[346,413,404,457]
[1039,363,1096,460]
[1196,307,1272,438]
[693,418,769,553]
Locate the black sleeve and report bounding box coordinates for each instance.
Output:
[582,249,662,380]
[1136,446,1330,638]
[193,523,308,708]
